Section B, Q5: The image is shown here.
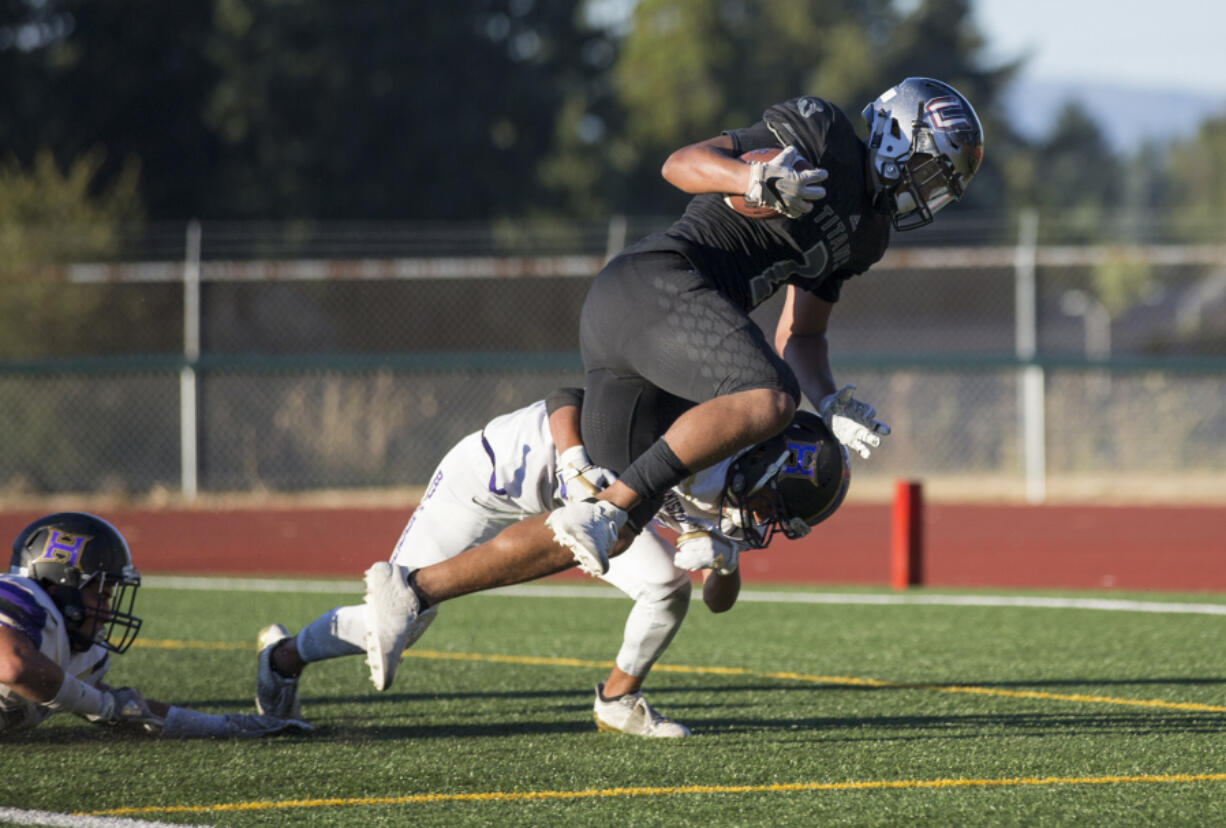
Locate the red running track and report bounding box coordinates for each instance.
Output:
[2,503,1222,593]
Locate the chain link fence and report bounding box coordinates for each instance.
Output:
[2,212,1225,502]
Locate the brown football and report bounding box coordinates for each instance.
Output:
[724,146,814,219]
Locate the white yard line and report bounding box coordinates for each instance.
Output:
[0,808,213,828]
[143,575,1226,616]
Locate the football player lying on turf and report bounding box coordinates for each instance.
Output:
[0,512,312,738]
[255,389,848,737]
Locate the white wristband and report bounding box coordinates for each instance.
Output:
[558,444,590,469]
[48,673,113,720]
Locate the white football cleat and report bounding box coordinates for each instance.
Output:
[545,499,628,576]
[363,561,420,692]
[255,623,300,719]
[592,683,690,738]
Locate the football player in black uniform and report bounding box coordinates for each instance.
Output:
[577,77,983,539]
[361,78,983,679]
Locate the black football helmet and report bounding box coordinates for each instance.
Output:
[862,77,983,230]
[720,411,850,549]
[9,512,142,653]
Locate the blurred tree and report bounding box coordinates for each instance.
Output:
[1166,113,1226,242]
[546,0,1017,217]
[0,0,1018,222]
[1005,102,1152,319]
[0,149,177,359]
[0,149,142,268]
[0,1,219,219]
[1023,102,1122,231]
[202,0,614,220]
[0,0,615,221]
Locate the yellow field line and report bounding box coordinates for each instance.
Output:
[131,640,1226,713]
[85,772,1226,816]
[407,649,1226,714]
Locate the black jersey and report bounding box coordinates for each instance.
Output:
[633,96,891,310]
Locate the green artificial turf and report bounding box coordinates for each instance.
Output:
[5,580,1226,826]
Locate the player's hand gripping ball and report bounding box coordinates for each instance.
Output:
[728,146,828,219]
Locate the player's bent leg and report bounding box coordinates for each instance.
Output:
[363,562,421,691]
[656,386,796,475]
[613,583,691,679]
[595,527,693,735]
[602,525,692,673]
[255,623,301,719]
[595,589,691,736]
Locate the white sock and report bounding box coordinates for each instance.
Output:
[296,606,366,663]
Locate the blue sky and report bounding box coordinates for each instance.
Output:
[973,0,1226,99]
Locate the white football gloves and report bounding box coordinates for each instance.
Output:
[744,145,829,219]
[674,530,741,575]
[546,498,628,576]
[556,445,617,502]
[817,384,891,460]
[83,686,163,730]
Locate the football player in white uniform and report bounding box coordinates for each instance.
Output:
[255,390,848,737]
[1,512,312,738]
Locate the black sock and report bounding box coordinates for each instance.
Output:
[269,641,302,679]
[407,568,431,611]
[598,684,628,703]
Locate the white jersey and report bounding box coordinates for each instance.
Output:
[0,574,111,732]
[656,462,735,538]
[477,400,559,515]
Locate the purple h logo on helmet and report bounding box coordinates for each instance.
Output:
[39,529,89,567]
[783,443,818,477]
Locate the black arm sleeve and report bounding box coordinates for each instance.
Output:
[545,387,585,416]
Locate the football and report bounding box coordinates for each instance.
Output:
[724,147,815,219]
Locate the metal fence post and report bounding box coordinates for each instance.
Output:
[180,220,201,499]
[1014,208,1045,503]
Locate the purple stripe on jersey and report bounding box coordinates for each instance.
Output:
[0,579,48,649]
[480,431,508,495]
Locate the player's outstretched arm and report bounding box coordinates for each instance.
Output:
[775,285,837,406]
[0,627,158,730]
[93,682,314,738]
[1,627,311,737]
[0,624,64,706]
[156,706,315,738]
